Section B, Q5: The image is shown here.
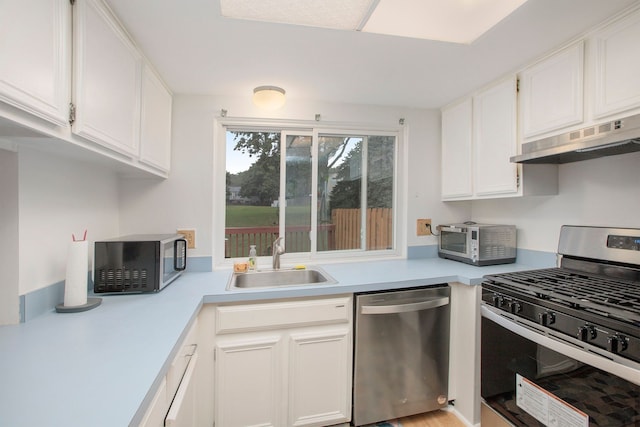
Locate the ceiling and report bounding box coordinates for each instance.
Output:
[219,0,529,44]
[105,0,637,109]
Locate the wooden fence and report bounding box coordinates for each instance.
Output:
[331,208,393,250]
[225,208,392,257]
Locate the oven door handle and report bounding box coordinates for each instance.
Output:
[361,296,449,315]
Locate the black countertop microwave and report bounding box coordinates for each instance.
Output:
[94,234,187,294]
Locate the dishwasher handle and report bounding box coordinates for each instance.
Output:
[361,296,449,315]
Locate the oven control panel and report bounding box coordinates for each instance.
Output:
[607,234,640,251]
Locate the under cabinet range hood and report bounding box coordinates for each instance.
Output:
[511,113,640,164]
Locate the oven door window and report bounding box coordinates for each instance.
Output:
[440,231,468,254]
[481,317,640,427]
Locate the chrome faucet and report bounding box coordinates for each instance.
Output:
[272,237,285,270]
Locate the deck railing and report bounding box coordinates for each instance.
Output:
[225,208,392,258]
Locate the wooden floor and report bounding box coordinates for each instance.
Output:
[396,410,467,427]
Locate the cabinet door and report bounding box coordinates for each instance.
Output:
[288,328,352,426]
[520,41,584,138]
[0,0,70,126]
[140,64,172,171]
[441,98,473,200]
[473,77,518,197]
[593,9,640,118]
[73,0,141,156]
[138,378,167,427]
[215,335,282,427]
[165,352,198,427]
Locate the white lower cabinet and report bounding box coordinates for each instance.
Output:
[215,334,283,426]
[447,282,482,426]
[139,319,203,427]
[165,351,200,427]
[139,378,168,427]
[288,330,351,426]
[214,296,353,427]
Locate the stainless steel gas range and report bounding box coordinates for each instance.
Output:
[480,226,640,427]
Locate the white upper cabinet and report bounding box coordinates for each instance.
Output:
[441,98,473,199]
[473,77,518,197]
[0,0,172,177]
[139,64,173,172]
[518,5,640,141]
[0,0,71,126]
[592,7,640,119]
[442,76,525,200]
[520,41,584,139]
[72,0,142,157]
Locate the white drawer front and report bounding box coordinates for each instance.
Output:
[215,296,351,334]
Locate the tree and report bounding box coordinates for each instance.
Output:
[328,136,394,211]
[230,132,280,205]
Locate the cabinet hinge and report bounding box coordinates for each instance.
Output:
[516,169,521,189]
[213,347,216,361]
[69,103,76,125]
[516,79,520,93]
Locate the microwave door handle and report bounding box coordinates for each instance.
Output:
[174,239,187,271]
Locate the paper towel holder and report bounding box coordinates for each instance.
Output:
[56,297,102,313]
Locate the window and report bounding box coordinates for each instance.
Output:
[220,121,401,264]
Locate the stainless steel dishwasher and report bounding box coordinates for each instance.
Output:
[352,285,451,426]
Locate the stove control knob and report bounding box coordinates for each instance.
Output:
[508,301,522,314]
[538,311,555,326]
[578,325,596,341]
[607,334,629,354]
[492,294,504,307]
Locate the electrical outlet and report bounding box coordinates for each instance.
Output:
[177,229,196,249]
[416,219,432,236]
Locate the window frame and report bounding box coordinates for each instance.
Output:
[213,117,407,268]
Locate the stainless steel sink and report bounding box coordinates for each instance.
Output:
[227,267,337,290]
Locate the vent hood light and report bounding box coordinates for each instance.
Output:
[511,114,640,164]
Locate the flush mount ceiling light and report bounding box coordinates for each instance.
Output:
[253,86,286,110]
[220,0,529,44]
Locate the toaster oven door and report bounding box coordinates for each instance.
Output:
[439,228,471,258]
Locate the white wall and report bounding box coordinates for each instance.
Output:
[472,151,640,252]
[0,147,19,324]
[18,146,120,295]
[118,94,471,264]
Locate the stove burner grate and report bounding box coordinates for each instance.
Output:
[485,268,640,323]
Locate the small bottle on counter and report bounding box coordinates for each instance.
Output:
[248,245,257,271]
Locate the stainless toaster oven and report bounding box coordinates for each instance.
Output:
[438,223,516,266]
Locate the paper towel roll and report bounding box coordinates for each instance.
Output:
[64,240,88,307]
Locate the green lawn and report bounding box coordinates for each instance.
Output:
[225,205,311,227]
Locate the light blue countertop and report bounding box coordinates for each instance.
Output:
[0,258,538,427]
